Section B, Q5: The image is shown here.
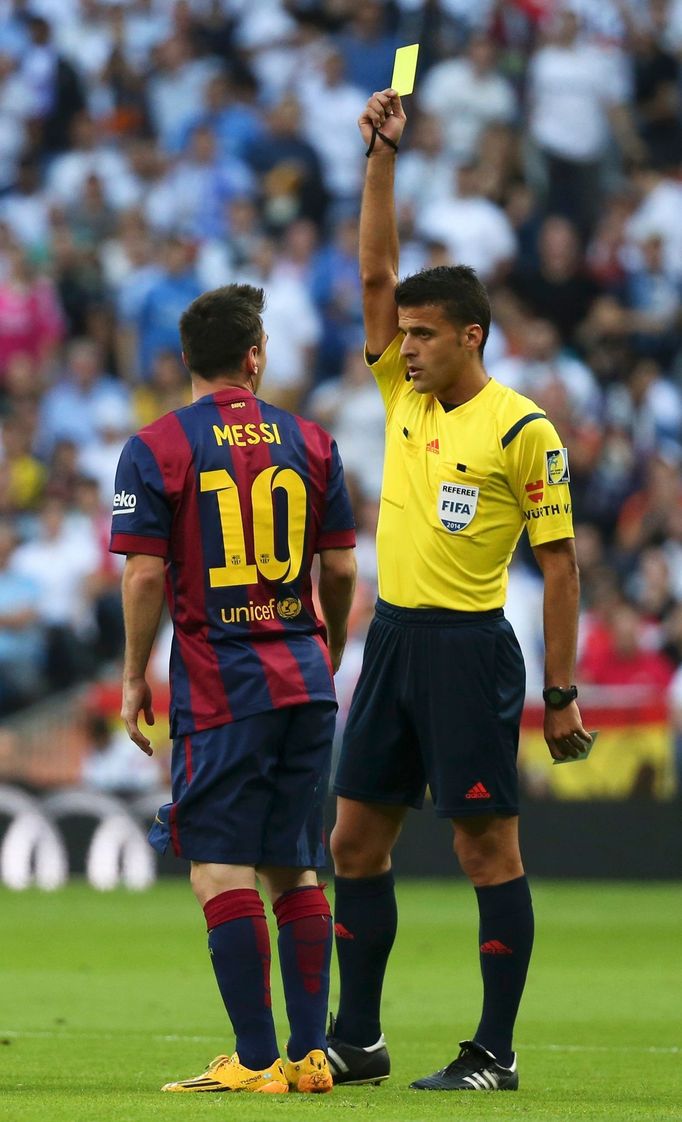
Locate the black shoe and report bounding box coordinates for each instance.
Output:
[326,1014,391,1086]
[410,1040,518,1091]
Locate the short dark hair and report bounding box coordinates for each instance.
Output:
[179,284,265,379]
[394,265,491,355]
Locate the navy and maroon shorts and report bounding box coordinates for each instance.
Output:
[149,701,336,866]
[333,600,526,818]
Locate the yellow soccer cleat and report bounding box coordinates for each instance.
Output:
[161,1052,288,1093]
[283,1049,333,1094]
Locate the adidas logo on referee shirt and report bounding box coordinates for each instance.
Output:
[465,782,491,799]
[426,438,440,454]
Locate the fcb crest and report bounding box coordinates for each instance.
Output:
[438,481,479,533]
[545,448,570,485]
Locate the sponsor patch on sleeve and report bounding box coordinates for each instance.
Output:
[545,448,570,485]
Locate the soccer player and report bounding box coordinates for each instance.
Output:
[326,91,591,1092]
[110,284,357,1094]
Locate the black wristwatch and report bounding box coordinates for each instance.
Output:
[542,685,578,710]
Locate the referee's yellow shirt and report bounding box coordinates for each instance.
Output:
[370,335,574,611]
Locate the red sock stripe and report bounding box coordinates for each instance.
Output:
[203,888,264,931]
[273,885,331,928]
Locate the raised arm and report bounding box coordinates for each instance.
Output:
[358,89,407,356]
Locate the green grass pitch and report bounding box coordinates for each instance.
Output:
[1,879,681,1121]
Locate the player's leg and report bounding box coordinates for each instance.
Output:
[258,865,333,1092]
[150,722,290,1092]
[190,861,280,1072]
[257,702,336,1091]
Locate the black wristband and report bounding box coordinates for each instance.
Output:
[366,127,399,157]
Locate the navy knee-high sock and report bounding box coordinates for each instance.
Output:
[333,871,397,1047]
[204,889,279,1070]
[473,875,534,1068]
[274,885,332,1062]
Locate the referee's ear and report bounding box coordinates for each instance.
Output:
[462,324,483,353]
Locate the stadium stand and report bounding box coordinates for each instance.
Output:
[0,0,681,803]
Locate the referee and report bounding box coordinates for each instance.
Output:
[326,89,591,1093]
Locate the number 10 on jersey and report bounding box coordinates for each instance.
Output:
[200,466,307,588]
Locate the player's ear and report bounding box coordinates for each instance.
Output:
[181,350,190,371]
[247,345,259,376]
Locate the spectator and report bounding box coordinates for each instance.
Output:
[0,49,32,191]
[247,93,328,231]
[145,123,254,239]
[47,110,138,211]
[237,236,321,410]
[80,711,165,795]
[621,239,682,365]
[0,245,65,387]
[508,215,601,345]
[630,21,682,172]
[419,34,517,165]
[12,495,100,689]
[0,156,52,254]
[526,8,643,237]
[309,214,363,383]
[579,599,674,695]
[299,47,366,212]
[124,236,201,381]
[37,338,129,459]
[0,415,45,512]
[0,520,44,715]
[335,2,398,94]
[624,165,682,281]
[131,350,191,429]
[395,112,457,214]
[179,71,264,163]
[416,161,517,282]
[147,34,221,151]
[308,349,386,501]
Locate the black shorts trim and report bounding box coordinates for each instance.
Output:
[375,598,504,628]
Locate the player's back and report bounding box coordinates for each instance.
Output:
[111,386,355,734]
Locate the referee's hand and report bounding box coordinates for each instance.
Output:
[358,88,406,150]
[544,701,592,761]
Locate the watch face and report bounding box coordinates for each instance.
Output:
[545,686,576,707]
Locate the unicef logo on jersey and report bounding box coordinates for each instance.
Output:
[438,481,479,533]
[277,596,302,619]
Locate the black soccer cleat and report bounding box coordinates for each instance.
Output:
[326,1014,391,1086]
[409,1039,518,1091]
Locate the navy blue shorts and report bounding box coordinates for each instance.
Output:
[334,600,525,818]
[149,701,336,866]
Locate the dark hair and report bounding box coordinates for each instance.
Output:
[179,284,265,379]
[394,265,491,355]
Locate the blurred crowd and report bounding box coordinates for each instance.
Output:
[0,0,681,786]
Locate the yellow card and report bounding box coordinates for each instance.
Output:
[391,43,419,96]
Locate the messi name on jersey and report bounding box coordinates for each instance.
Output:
[438,481,479,533]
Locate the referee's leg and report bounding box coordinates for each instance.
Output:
[330,799,406,1049]
[452,813,534,1068]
